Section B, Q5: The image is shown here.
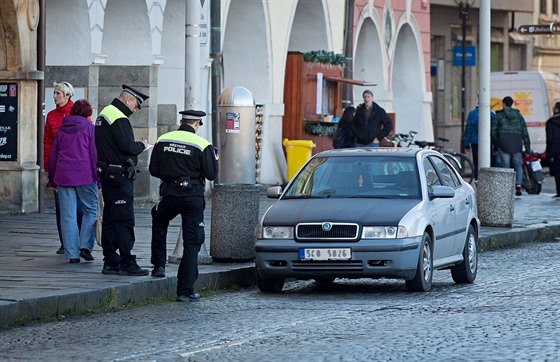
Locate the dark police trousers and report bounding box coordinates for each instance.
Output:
[151,195,205,296]
[100,178,138,268]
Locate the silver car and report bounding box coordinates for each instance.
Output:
[255,148,479,292]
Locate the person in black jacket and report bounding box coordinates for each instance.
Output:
[149,110,219,302]
[350,90,392,147]
[332,106,355,149]
[95,85,151,276]
[545,102,560,198]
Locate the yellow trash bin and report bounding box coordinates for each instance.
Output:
[283,139,316,181]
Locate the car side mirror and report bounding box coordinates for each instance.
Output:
[430,185,455,199]
[266,186,282,199]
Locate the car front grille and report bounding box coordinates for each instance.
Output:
[291,260,363,271]
[296,223,359,240]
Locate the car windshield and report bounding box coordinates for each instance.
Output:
[283,156,421,199]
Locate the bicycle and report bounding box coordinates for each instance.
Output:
[414,137,474,184]
[385,130,418,148]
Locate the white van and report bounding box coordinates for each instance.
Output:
[490,71,560,153]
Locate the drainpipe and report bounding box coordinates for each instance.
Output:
[37,0,46,213]
[210,0,222,153]
[342,0,355,108]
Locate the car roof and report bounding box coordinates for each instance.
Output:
[315,147,426,158]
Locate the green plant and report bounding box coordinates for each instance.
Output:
[304,122,337,136]
[303,50,346,66]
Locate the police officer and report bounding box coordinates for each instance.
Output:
[149,110,218,302]
[95,84,151,276]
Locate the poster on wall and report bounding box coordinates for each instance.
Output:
[0,83,18,161]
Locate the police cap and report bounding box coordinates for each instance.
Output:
[179,110,206,125]
[122,84,149,109]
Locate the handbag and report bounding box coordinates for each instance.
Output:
[95,190,103,246]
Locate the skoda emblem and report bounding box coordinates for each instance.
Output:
[322,222,332,232]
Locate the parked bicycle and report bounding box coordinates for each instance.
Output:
[414,137,474,184]
[385,130,418,148]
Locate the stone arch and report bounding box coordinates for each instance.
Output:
[392,20,430,140]
[287,0,330,52]
[354,15,387,107]
[222,1,270,102]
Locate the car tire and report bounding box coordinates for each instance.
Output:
[256,272,284,293]
[314,277,335,284]
[405,232,433,292]
[451,224,478,284]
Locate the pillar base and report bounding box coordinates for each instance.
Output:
[476,167,515,227]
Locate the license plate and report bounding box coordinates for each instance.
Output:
[299,248,351,261]
[530,161,542,172]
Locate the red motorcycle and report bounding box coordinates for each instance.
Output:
[522,152,545,194]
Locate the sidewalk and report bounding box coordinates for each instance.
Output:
[1,191,560,328]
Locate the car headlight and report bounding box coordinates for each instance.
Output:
[361,226,408,239]
[259,226,294,239]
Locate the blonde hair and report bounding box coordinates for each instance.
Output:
[53,81,75,97]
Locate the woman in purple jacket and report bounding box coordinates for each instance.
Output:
[48,99,99,263]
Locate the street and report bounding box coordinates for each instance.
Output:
[1,241,559,361]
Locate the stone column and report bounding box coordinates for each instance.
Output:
[210,183,259,261]
[476,167,515,227]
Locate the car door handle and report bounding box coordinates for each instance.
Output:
[450,205,455,212]
[464,198,470,205]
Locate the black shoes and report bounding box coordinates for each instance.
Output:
[552,194,560,199]
[118,264,149,276]
[151,266,165,278]
[79,249,94,261]
[101,264,119,275]
[56,246,64,255]
[515,185,522,196]
[176,293,200,302]
[69,258,80,263]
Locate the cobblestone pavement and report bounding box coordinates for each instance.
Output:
[1,241,559,361]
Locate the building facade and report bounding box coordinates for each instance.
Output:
[0,0,432,213]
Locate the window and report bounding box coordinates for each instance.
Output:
[541,0,547,14]
[429,156,461,188]
[554,0,559,15]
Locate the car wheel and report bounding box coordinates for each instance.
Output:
[314,277,335,284]
[256,272,284,293]
[451,224,478,284]
[405,232,433,292]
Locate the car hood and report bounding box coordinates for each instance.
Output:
[263,198,421,225]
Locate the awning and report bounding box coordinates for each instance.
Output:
[307,74,377,86]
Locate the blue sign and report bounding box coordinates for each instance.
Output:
[453,45,475,67]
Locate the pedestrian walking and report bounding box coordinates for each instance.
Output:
[332,106,356,149]
[545,102,560,198]
[47,99,98,263]
[149,110,219,302]
[95,84,151,276]
[350,90,392,147]
[491,96,532,196]
[463,104,497,180]
[43,81,86,255]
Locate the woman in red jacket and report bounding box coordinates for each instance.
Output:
[42,81,79,254]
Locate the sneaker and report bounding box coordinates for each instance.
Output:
[176,293,200,302]
[56,246,64,255]
[69,258,80,263]
[552,194,560,199]
[79,249,94,261]
[151,266,165,278]
[118,264,149,276]
[101,264,119,275]
[515,185,522,196]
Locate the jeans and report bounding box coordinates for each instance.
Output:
[57,182,98,259]
[498,150,523,186]
[54,190,85,248]
[356,142,380,147]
